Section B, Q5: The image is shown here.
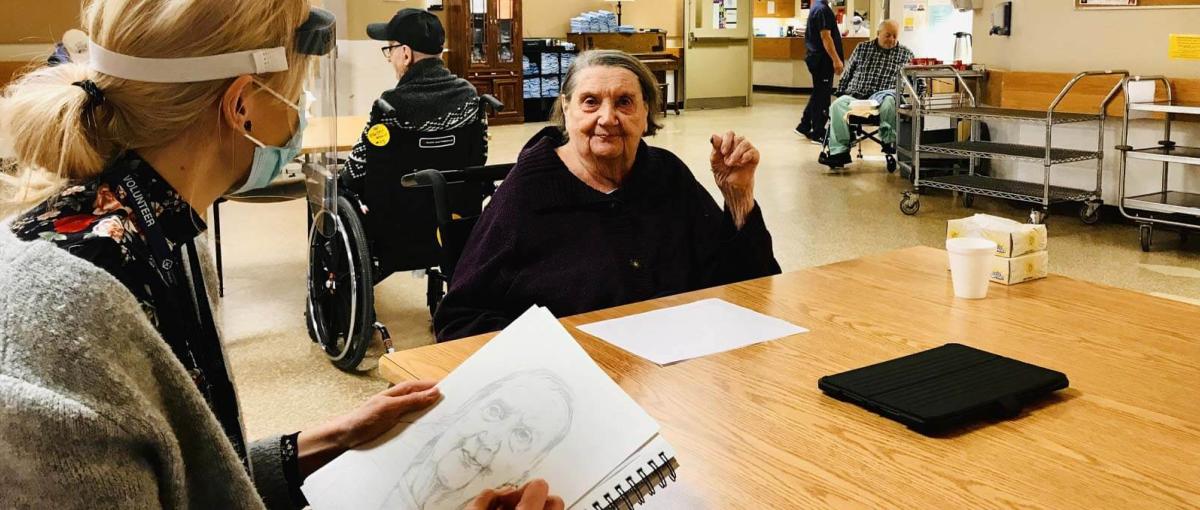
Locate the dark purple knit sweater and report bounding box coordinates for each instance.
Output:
[434,127,781,341]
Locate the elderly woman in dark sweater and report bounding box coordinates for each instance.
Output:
[435,50,781,341]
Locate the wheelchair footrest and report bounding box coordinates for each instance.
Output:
[373,322,394,354]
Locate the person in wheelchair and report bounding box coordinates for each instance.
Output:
[819,20,914,169]
[434,50,782,341]
[342,8,486,195]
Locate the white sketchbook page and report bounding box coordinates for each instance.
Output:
[576,298,808,366]
[302,306,660,510]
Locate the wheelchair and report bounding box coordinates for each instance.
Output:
[818,100,898,173]
[304,94,513,371]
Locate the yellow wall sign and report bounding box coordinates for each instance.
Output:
[1169,34,1200,60]
[367,124,390,147]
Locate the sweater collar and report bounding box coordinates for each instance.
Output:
[396,58,450,87]
[515,127,672,212]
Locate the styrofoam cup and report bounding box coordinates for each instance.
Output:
[946,237,997,299]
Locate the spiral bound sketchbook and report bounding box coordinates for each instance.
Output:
[302,306,680,510]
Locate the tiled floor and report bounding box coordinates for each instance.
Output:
[217,93,1199,439]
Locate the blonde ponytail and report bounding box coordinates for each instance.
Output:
[3,62,110,179]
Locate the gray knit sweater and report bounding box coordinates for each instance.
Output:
[0,226,288,508]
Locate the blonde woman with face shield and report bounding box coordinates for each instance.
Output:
[0,1,560,508]
[434,50,782,342]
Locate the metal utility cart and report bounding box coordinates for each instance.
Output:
[1116,76,1200,252]
[898,67,1128,224]
[895,65,987,181]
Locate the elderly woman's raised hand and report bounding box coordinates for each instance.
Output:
[710,131,760,229]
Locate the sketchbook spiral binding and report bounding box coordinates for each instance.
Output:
[585,445,679,510]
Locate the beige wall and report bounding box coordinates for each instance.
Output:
[345,0,446,40]
[971,0,1199,76]
[0,0,79,44]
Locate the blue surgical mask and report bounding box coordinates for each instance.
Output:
[232,81,307,194]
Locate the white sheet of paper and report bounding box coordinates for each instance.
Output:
[577,298,808,366]
[1127,80,1156,120]
[302,306,660,510]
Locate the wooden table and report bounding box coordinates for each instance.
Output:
[632,53,682,115]
[379,246,1200,508]
[301,115,368,154]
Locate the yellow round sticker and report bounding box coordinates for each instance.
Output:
[367,124,390,147]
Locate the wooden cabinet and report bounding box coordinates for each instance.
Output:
[753,0,796,18]
[446,0,524,125]
[565,32,666,54]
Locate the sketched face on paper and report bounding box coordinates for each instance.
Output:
[388,370,574,509]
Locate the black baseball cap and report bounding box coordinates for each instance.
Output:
[366,9,445,55]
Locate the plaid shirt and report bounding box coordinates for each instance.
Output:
[836,40,915,99]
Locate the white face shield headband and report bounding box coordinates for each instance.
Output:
[81,7,335,83]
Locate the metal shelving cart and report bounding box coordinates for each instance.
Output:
[897,67,1127,224]
[895,66,987,181]
[1116,76,1200,252]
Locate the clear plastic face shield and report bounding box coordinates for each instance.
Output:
[294,8,339,237]
[82,7,338,230]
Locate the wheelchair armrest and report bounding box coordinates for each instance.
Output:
[374,97,396,115]
[402,169,453,227]
[480,94,504,114]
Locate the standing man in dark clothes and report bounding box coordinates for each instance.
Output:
[795,0,844,144]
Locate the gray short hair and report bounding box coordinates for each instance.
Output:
[551,50,663,137]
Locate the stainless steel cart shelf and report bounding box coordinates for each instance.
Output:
[896,146,959,160]
[921,106,1102,124]
[1117,76,1200,252]
[1126,145,1200,165]
[920,141,1100,164]
[1125,191,1200,217]
[898,66,1127,224]
[1127,101,1200,115]
[921,174,1094,204]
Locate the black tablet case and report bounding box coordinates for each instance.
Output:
[819,343,1069,434]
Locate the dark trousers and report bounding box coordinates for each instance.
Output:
[798,56,835,139]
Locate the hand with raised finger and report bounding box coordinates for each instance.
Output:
[709,130,760,228]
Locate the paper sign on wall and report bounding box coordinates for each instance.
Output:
[903,0,928,32]
[767,1,776,14]
[1169,34,1200,60]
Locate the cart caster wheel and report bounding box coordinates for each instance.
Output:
[1139,224,1153,252]
[1030,209,1047,225]
[1079,202,1101,225]
[900,193,920,215]
[962,193,975,208]
[886,155,897,173]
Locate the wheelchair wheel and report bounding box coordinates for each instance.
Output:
[306,196,375,372]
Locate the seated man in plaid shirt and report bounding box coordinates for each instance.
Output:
[820,20,914,169]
